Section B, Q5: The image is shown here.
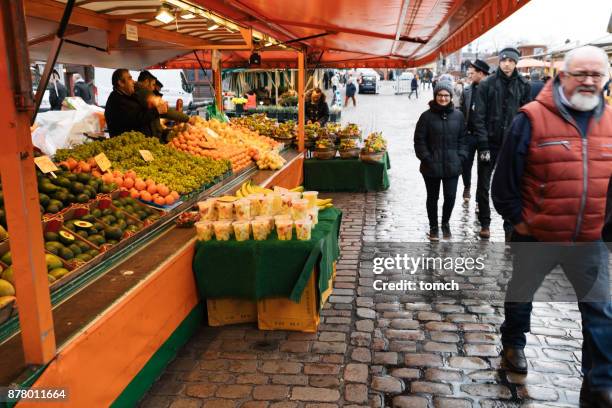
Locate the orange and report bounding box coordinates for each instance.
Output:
[140,191,152,202]
[146,184,157,195]
[154,196,166,206]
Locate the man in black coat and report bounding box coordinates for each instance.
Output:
[529,71,545,100]
[104,69,166,137]
[73,74,94,104]
[459,59,489,203]
[473,47,532,239]
[48,69,67,111]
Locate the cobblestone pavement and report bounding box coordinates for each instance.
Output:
[140,84,596,408]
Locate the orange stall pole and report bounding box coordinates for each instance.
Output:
[212,49,223,112]
[0,0,56,364]
[297,50,305,152]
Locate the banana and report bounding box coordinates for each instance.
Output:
[240,182,249,197]
[290,186,304,193]
[218,195,239,202]
[316,198,333,206]
[324,203,333,209]
[236,188,244,198]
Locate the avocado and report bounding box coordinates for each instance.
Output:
[58,230,76,245]
[66,193,76,205]
[1,266,14,284]
[49,267,70,280]
[47,274,56,284]
[93,222,105,231]
[106,239,118,245]
[45,242,60,255]
[58,247,74,260]
[39,193,50,206]
[76,241,90,252]
[71,182,85,194]
[87,249,100,258]
[99,185,111,194]
[104,227,123,241]
[66,173,78,181]
[126,224,139,233]
[76,193,89,203]
[75,253,92,262]
[45,253,63,270]
[47,199,64,210]
[112,200,122,207]
[102,208,113,217]
[136,211,147,220]
[115,211,126,220]
[74,221,93,230]
[116,219,127,230]
[1,251,11,265]
[92,209,102,218]
[88,234,106,246]
[81,214,95,222]
[54,177,71,188]
[68,243,82,255]
[39,182,59,194]
[76,173,91,183]
[44,231,59,242]
[76,230,89,238]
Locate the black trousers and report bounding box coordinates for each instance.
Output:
[423,175,459,229]
[461,135,478,188]
[475,149,511,232]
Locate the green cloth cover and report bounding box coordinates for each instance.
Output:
[193,208,342,303]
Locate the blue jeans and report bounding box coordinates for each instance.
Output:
[501,233,612,389]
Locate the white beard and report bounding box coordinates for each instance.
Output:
[569,92,599,111]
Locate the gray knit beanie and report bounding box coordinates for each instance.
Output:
[434,80,454,97]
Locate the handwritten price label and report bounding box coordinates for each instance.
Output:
[139,150,154,162]
[94,152,111,172]
[33,156,59,174]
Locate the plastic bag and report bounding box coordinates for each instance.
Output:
[33,110,100,156]
[206,103,229,123]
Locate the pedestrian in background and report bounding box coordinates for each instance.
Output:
[529,71,545,99]
[460,59,490,203]
[48,69,67,111]
[492,46,612,407]
[473,47,532,239]
[73,73,94,104]
[414,81,467,241]
[408,76,419,99]
[344,76,357,107]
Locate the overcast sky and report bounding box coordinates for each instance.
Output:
[467,0,611,53]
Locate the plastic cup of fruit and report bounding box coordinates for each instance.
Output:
[251,219,269,241]
[255,215,274,233]
[232,221,251,241]
[216,201,234,221]
[294,219,312,241]
[287,192,302,201]
[195,221,214,241]
[271,193,283,215]
[280,194,293,215]
[291,199,309,221]
[247,194,263,217]
[302,191,318,209]
[261,195,275,216]
[197,199,217,221]
[234,199,251,221]
[275,219,293,241]
[308,207,319,225]
[213,221,233,241]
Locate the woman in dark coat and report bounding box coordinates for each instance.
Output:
[305,88,329,125]
[414,81,467,241]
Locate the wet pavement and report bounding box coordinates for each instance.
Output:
[140,82,600,407]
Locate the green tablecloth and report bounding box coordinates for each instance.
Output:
[303,152,390,192]
[193,208,342,303]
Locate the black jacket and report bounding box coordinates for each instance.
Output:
[473,69,531,152]
[529,79,545,100]
[104,90,158,137]
[74,81,93,104]
[305,99,329,125]
[459,82,480,134]
[414,101,467,178]
[48,82,67,111]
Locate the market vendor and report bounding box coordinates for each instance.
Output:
[104,69,166,137]
[305,88,330,125]
[137,71,190,141]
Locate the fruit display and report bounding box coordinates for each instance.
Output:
[337,123,362,139]
[340,138,359,150]
[37,170,112,215]
[111,196,162,224]
[0,248,69,290]
[315,138,335,150]
[256,151,286,170]
[55,132,231,195]
[44,229,100,264]
[169,118,284,172]
[363,132,387,153]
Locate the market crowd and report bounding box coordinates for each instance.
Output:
[414,45,612,406]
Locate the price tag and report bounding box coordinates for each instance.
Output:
[33,156,59,174]
[139,150,154,162]
[205,128,220,139]
[94,152,111,172]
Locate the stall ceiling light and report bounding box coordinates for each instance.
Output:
[155,4,175,24]
[180,11,196,19]
[208,24,219,31]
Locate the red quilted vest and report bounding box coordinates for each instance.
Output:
[520,81,612,242]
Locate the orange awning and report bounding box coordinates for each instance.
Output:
[156,0,532,69]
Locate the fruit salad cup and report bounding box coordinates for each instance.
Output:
[276,219,293,241]
[271,193,283,215]
[280,194,293,215]
[247,194,263,217]
[216,201,234,221]
[254,215,274,233]
[251,219,269,241]
[197,199,217,221]
[232,221,251,241]
[291,199,309,221]
[302,191,318,209]
[308,207,319,225]
[213,221,233,241]
[261,195,275,216]
[195,221,214,241]
[234,199,251,221]
[294,219,313,241]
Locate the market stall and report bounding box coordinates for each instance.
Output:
[304,153,391,192]
[0,0,529,405]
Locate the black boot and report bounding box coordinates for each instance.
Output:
[428,228,439,242]
[581,379,612,408]
[501,347,528,374]
[441,223,451,239]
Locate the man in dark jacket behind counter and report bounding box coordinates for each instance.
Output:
[104,69,165,137]
[305,88,329,125]
[473,47,531,239]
